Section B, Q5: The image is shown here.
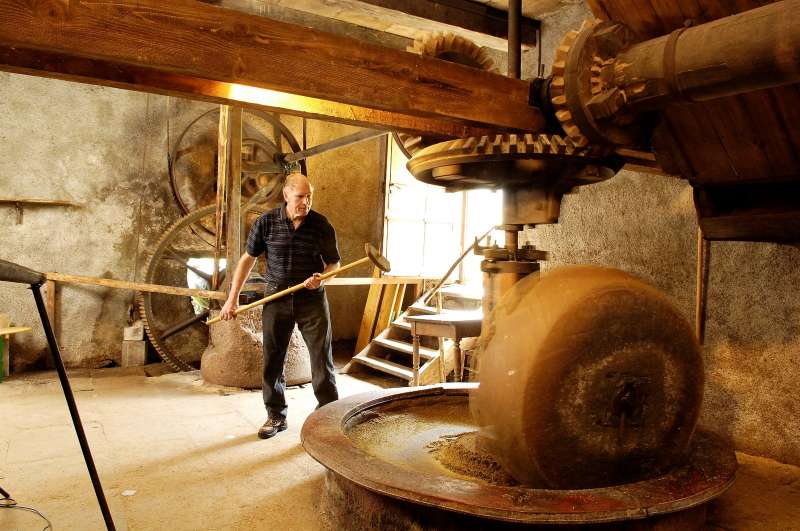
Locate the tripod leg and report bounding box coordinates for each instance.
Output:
[30,285,116,531]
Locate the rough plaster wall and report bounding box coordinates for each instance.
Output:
[537,5,800,465]
[0,73,179,370]
[539,3,594,76]
[0,75,385,367]
[303,120,385,340]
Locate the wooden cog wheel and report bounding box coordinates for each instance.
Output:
[394,32,496,159]
[550,21,592,147]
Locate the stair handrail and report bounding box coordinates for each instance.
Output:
[422,226,496,307]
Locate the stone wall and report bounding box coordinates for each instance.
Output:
[0,75,178,369]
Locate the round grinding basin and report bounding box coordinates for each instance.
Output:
[301,385,736,529]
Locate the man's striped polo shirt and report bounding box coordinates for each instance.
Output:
[246,205,340,290]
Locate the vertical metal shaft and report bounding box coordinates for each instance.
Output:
[31,285,116,531]
[508,0,522,79]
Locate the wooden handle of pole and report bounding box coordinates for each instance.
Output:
[206,256,372,325]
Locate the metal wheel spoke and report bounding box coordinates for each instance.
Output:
[164,247,213,282]
[188,224,217,248]
[160,310,210,340]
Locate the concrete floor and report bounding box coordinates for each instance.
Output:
[1,364,798,530]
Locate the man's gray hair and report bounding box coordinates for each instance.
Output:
[283,172,313,193]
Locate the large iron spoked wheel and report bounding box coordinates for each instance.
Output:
[137,204,264,371]
[169,108,305,215]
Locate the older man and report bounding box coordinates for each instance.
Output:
[220,173,340,439]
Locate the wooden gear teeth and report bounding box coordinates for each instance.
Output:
[405,133,613,191]
[550,26,591,148]
[395,32,497,159]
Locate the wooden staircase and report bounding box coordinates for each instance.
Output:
[346,300,455,385]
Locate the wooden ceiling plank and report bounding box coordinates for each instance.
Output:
[585,0,613,21]
[670,0,706,23]
[704,98,773,181]
[354,0,540,44]
[769,85,800,155]
[648,0,689,30]
[0,0,543,135]
[664,105,737,184]
[651,113,695,177]
[586,0,668,37]
[739,91,800,180]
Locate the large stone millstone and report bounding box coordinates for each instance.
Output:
[201,308,311,388]
[471,266,703,489]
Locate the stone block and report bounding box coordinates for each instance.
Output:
[122,340,147,367]
[201,308,311,389]
[124,320,144,341]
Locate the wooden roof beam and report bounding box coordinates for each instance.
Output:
[353,0,539,45]
[0,0,543,138]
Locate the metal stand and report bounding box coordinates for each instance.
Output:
[0,258,116,531]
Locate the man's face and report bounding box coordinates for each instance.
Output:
[284,181,313,220]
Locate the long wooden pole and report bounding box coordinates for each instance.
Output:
[206,256,372,325]
[424,226,495,305]
[45,272,227,301]
[44,272,425,301]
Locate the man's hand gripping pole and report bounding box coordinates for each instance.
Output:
[206,243,390,325]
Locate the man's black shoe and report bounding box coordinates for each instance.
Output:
[258,417,288,439]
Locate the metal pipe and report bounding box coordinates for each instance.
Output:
[615,0,800,110]
[508,0,522,79]
[283,129,387,163]
[0,258,115,529]
[31,285,116,531]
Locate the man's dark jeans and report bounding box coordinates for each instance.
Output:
[261,284,338,420]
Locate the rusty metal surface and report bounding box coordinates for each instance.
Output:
[301,384,736,524]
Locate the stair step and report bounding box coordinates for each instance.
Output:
[373,337,438,360]
[406,303,439,315]
[392,318,411,331]
[352,353,413,381]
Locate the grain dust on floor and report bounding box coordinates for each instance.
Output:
[1,366,798,530]
[0,364,386,530]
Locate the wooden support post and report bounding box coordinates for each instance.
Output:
[375,284,399,333]
[695,227,709,345]
[390,284,405,324]
[411,333,421,386]
[212,105,230,290]
[437,338,446,384]
[354,266,383,356]
[225,107,243,289]
[454,341,464,383]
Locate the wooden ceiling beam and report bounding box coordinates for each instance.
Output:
[354,0,539,44]
[0,0,543,137]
